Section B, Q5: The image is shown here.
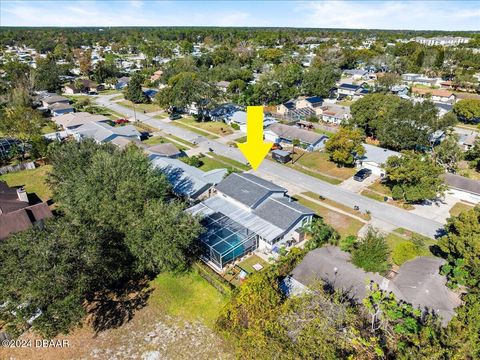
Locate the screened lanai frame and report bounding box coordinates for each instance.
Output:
[199,212,258,269]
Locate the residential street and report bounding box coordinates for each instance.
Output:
[95,94,445,238]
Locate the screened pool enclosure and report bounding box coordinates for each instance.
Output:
[199,212,258,269]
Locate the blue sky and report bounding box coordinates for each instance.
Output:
[1,1,479,30]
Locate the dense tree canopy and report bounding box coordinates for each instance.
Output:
[453,99,480,123]
[325,126,365,166]
[0,140,202,337]
[384,151,446,203]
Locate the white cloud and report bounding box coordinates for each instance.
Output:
[295,1,479,30]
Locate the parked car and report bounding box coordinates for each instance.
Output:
[115,118,129,124]
[353,168,372,182]
[169,113,182,120]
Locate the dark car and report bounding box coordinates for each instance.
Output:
[169,113,182,120]
[353,168,372,182]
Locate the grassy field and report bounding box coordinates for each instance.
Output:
[293,152,356,180]
[178,117,234,137]
[118,100,163,113]
[449,202,475,217]
[361,189,386,202]
[385,228,436,261]
[295,196,364,239]
[41,122,59,134]
[368,181,392,197]
[301,191,370,220]
[151,271,227,328]
[0,165,53,201]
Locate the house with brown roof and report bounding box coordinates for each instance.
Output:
[0,181,52,240]
[411,87,456,103]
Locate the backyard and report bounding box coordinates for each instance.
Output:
[0,165,52,201]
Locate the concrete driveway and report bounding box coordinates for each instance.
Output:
[410,194,459,223]
[339,174,380,193]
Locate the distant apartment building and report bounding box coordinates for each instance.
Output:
[411,36,470,46]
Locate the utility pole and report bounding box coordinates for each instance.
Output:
[133,103,137,122]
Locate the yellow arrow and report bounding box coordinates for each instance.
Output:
[238,106,273,171]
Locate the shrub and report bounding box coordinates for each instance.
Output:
[391,241,419,265]
[181,155,203,168]
[303,218,340,250]
[351,227,390,273]
[391,185,403,200]
[231,123,240,130]
[340,235,357,252]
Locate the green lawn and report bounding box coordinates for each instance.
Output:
[386,229,436,263]
[301,191,370,220]
[282,160,342,185]
[237,255,270,274]
[99,89,121,95]
[293,152,356,180]
[234,136,247,143]
[179,117,234,136]
[199,157,230,172]
[449,202,475,217]
[295,196,364,239]
[41,122,59,134]
[150,271,227,328]
[209,153,250,171]
[118,100,163,113]
[164,134,196,148]
[143,136,166,146]
[0,165,53,201]
[313,128,336,137]
[361,189,386,202]
[368,181,392,197]
[172,121,219,139]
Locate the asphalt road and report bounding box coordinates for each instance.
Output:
[95,94,445,239]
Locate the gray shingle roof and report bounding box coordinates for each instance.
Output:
[254,196,314,231]
[444,173,480,195]
[267,123,326,145]
[215,173,286,208]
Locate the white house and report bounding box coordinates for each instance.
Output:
[444,173,480,203]
[356,144,400,176]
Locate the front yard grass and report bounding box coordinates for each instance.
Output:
[164,133,196,148]
[198,156,231,172]
[385,228,436,265]
[41,122,59,134]
[172,121,219,139]
[292,151,356,180]
[118,100,163,113]
[449,202,475,217]
[301,191,371,220]
[295,196,364,239]
[234,135,247,143]
[150,271,227,328]
[0,165,53,201]
[281,159,342,185]
[178,117,233,136]
[209,153,250,171]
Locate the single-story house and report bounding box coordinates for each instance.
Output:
[0,181,53,240]
[115,76,130,90]
[444,173,480,203]
[71,121,141,144]
[284,246,461,325]
[356,144,400,176]
[411,87,455,103]
[146,143,184,158]
[53,112,110,132]
[63,83,80,95]
[319,104,351,125]
[458,133,477,151]
[227,111,277,133]
[187,173,314,270]
[63,79,102,94]
[150,155,227,201]
[49,102,75,117]
[342,69,369,80]
[41,95,70,108]
[210,104,240,121]
[265,123,328,151]
[336,83,369,99]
